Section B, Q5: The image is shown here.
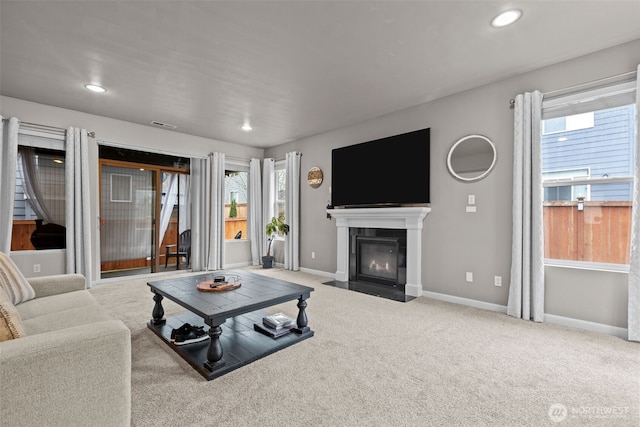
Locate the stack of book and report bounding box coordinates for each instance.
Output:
[254,312,296,338]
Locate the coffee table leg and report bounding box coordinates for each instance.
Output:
[204,324,226,371]
[294,296,310,334]
[151,292,166,325]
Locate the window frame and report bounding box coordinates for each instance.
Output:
[12,126,67,252]
[541,81,637,270]
[273,160,287,242]
[224,159,250,242]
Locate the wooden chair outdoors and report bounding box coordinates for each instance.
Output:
[165,229,191,269]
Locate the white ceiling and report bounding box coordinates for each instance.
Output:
[2,1,640,148]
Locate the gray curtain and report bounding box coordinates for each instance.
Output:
[207,152,225,270]
[284,152,300,271]
[158,173,178,244]
[627,65,640,342]
[249,158,262,265]
[0,117,19,253]
[189,157,207,271]
[507,91,545,322]
[179,174,191,234]
[262,158,275,259]
[18,146,57,224]
[65,127,92,280]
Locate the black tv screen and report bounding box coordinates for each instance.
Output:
[331,127,430,207]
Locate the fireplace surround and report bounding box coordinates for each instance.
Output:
[327,207,431,299]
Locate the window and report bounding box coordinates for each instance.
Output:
[110,174,132,202]
[275,160,286,220]
[224,160,249,240]
[541,81,636,266]
[542,112,594,134]
[543,168,590,201]
[12,128,67,251]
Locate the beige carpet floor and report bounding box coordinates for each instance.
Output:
[89,266,640,426]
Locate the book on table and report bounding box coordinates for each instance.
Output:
[253,322,293,338]
[262,312,296,330]
[254,313,296,338]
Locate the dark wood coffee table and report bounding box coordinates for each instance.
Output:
[147,270,314,380]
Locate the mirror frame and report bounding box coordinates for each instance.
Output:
[446,134,497,182]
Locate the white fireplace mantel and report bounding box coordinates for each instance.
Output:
[327,207,431,297]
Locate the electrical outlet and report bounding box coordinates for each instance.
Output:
[494,276,502,287]
[33,264,41,273]
[468,194,476,205]
[311,251,316,259]
[466,272,473,282]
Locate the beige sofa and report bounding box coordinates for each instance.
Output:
[0,261,131,426]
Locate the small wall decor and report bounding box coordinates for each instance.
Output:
[446,134,497,182]
[307,166,323,188]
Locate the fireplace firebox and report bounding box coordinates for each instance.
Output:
[356,237,401,286]
[349,228,406,289]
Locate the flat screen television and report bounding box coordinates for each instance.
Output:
[331,127,430,208]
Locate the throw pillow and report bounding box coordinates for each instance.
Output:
[0,251,36,305]
[0,287,26,342]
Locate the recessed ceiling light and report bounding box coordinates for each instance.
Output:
[241,122,253,132]
[85,84,107,93]
[491,9,522,28]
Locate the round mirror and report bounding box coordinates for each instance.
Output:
[447,135,497,182]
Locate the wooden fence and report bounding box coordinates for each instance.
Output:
[11,220,38,251]
[544,201,631,264]
[13,202,629,265]
[224,203,247,240]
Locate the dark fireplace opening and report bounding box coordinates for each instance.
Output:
[323,227,409,302]
[356,236,400,286]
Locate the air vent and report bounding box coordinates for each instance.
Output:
[150,120,177,130]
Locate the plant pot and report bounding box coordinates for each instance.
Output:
[262,256,274,269]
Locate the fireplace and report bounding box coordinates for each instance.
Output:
[327,207,430,301]
[350,229,406,287]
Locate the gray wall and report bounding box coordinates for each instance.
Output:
[2,39,638,330]
[265,38,640,330]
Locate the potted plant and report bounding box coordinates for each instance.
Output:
[262,214,289,268]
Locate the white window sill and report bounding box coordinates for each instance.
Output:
[544,259,629,273]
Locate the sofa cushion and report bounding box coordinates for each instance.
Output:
[0,251,36,304]
[21,304,114,336]
[16,290,98,321]
[0,287,26,342]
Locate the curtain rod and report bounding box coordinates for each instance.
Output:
[508,69,637,108]
[20,121,96,138]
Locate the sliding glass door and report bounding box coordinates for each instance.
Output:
[99,159,189,279]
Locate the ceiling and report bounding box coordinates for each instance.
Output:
[2,1,640,148]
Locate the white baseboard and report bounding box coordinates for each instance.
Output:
[422,291,508,313]
[544,313,628,339]
[224,261,252,269]
[422,290,628,339]
[270,269,629,339]
[299,267,335,279]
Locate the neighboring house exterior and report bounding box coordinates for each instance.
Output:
[541,104,635,202]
